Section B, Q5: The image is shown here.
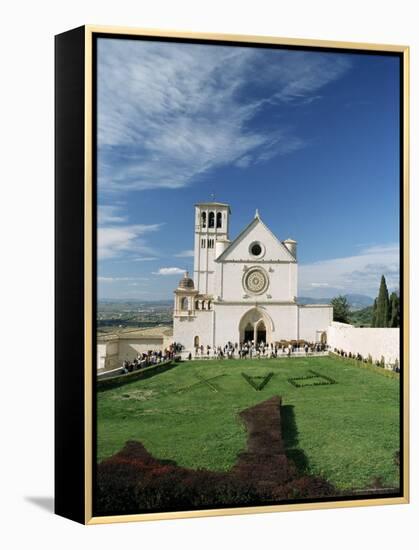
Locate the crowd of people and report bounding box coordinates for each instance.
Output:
[120,342,182,374]
[188,340,327,360]
[116,340,399,372]
[333,347,400,372]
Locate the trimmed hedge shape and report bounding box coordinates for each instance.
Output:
[241,372,274,391]
[174,373,226,394]
[288,370,336,388]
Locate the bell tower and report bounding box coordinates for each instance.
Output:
[193,202,230,295]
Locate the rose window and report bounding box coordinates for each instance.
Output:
[244,269,268,294]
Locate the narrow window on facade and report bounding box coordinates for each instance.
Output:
[208,211,215,228]
[201,238,206,248]
[201,212,207,228]
[180,297,188,310]
[216,212,222,228]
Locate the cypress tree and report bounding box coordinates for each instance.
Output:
[389,291,400,328]
[375,275,390,327]
[371,298,377,327]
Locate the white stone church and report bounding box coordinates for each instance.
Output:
[173,202,333,350]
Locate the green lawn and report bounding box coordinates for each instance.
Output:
[96,355,400,491]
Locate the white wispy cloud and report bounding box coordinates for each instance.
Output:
[97,40,351,192]
[153,267,185,276]
[299,243,399,297]
[175,249,194,258]
[98,223,162,260]
[98,204,163,261]
[98,205,127,224]
[98,276,149,283]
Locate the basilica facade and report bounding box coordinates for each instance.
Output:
[173,202,332,351]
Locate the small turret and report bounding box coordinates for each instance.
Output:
[174,271,197,317]
[177,271,195,290]
[283,238,297,259]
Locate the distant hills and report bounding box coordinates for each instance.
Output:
[348,305,373,327]
[298,297,332,305]
[99,294,375,312]
[99,299,172,306]
[298,294,374,311]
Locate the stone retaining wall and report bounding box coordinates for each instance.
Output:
[327,321,399,366]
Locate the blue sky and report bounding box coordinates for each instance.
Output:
[97,38,400,301]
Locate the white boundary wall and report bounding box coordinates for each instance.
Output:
[96,333,172,371]
[327,321,399,365]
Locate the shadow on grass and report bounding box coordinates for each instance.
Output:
[281,405,309,474]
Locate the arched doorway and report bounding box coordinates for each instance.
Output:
[244,323,254,343]
[239,307,274,344]
[194,335,200,348]
[256,320,266,344]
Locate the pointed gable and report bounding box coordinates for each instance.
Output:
[216,215,296,263]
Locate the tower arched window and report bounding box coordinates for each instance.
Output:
[180,297,188,311]
[216,212,222,228]
[208,211,215,228]
[201,212,207,228]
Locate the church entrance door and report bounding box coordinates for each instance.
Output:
[244,323,254,343]
[239,308,273,345]
[256,321,266,345]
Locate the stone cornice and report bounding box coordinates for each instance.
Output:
[297,303,333,308]
[213,300,298,306]
[215,259,296,264]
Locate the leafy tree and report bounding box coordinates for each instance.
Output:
[331,295,351,323]
[375,275,390,327]
[389,291,400,328]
